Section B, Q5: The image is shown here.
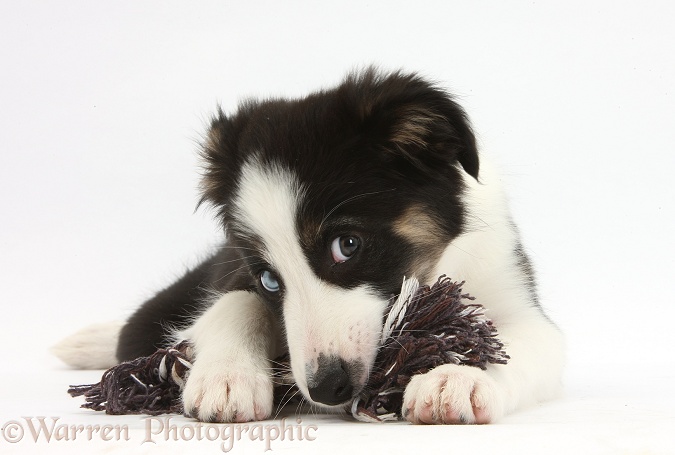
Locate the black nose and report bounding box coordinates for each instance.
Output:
[307,357,354,406]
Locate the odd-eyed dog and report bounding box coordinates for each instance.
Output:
[54,68,564,424]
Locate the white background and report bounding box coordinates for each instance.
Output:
[1,1,674,454]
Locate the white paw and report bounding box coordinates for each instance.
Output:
[182,360,273,423]
[402,364,504,424]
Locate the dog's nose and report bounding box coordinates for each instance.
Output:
[307,357,354,406]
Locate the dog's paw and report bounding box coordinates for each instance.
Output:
[402,364,504,424]
[182,360,273,423]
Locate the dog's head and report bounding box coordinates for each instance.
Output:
[199,69,479,407]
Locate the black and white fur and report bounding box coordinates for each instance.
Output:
[54,69,564,424]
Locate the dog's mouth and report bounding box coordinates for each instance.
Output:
[303,354,367,407]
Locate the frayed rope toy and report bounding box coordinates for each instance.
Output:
[68,276,509,422]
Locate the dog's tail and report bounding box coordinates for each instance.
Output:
[51,322,123,369]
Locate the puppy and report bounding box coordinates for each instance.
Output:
[54,68,564,424]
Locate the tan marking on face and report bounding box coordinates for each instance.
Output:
[389,107,443,148]
[394,205,447,281]
[394,205,443,245]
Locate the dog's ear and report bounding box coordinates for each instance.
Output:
[345,69,479,180]
[198,107,248,215]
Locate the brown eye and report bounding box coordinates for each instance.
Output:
[331,236,360,263]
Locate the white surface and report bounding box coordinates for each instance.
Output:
[1,1,674,454]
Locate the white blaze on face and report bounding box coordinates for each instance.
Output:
[233,159,387,403]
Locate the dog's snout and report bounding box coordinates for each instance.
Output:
[307,356,354,406]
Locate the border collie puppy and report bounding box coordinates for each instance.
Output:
[54,68,564,424]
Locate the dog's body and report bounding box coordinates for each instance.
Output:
[55,69,564,424]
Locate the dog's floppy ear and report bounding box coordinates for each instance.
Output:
[346,69,479,180]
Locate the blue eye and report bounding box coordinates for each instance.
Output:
[260,270,280,293]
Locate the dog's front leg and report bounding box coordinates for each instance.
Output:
[179,290,279,423]
[402,314,565,424]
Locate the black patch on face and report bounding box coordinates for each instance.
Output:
[223,231,287,315]
[199,68,480,299]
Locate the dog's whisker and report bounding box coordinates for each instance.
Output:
[275,387,302,418]
[213,245,260,252]
[316,189,396,235]
[210,255,259,266]
[211,261,266,283]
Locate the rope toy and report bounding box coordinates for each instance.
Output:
[68,276,509,422]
